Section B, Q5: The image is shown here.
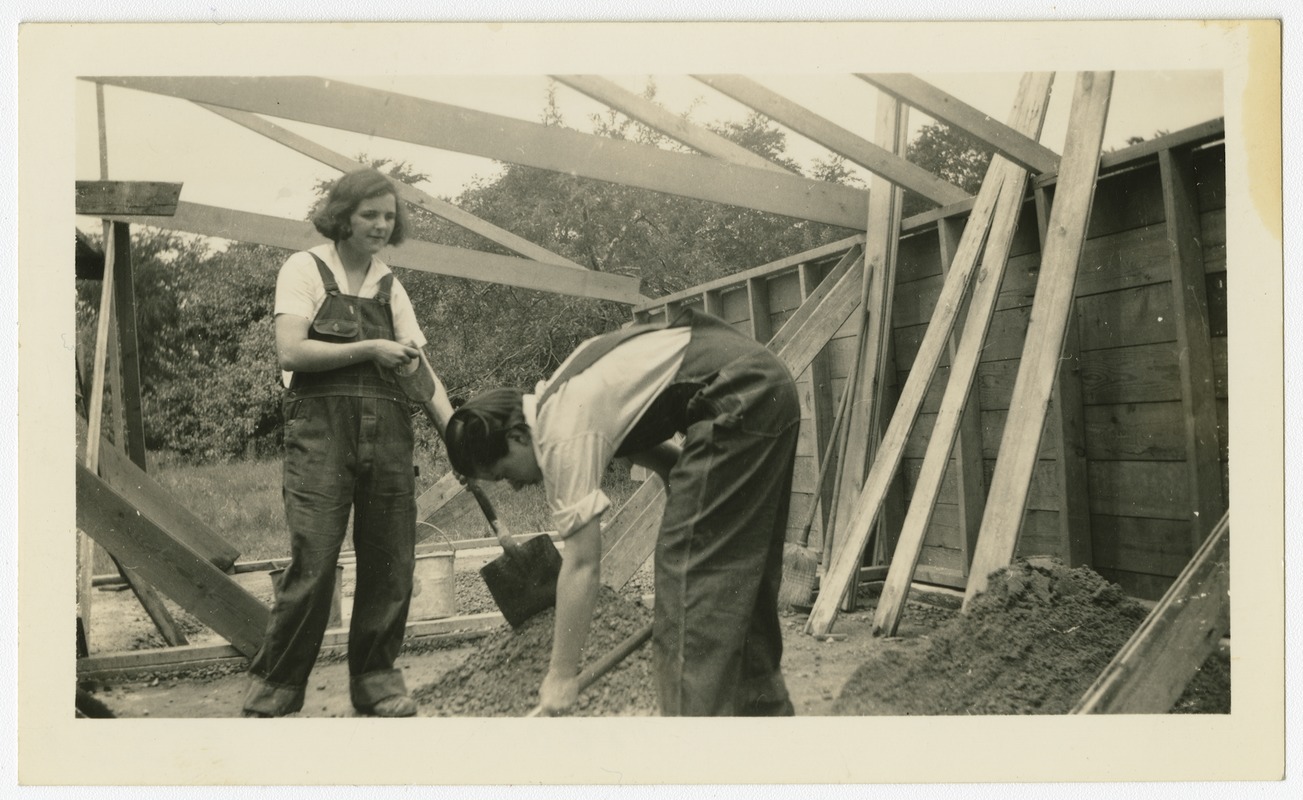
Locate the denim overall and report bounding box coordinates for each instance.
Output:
[243,254,417,716]
[540,308,800,715]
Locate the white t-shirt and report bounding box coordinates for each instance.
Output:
[526,327,692,538]
[274,243,427,388]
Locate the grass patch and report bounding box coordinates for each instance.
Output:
[99,449,644,569]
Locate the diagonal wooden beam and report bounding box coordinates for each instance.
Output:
[89,76,870,229]
[805,72,1056,636]
[76,463,270,657]
[693,74,971,207]
[102,201,648,305]
[871,82,1053,635]
[857,73,1062,175]
[962,72,1115,611]
[551,75,790,174]
[195,102,588,272]
[1072,510,1229,714]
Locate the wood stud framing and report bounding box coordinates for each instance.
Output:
[76,71,1228,667]
[808,72,1056,636]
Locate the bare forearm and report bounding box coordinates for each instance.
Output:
[278,337,380,374]
[550,521,601,678]
[625,441,682,485]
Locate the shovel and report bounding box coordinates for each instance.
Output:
[397,350,562,627]
[525,620,654,717]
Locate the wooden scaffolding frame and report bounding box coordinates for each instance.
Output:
[75,72,1228,704]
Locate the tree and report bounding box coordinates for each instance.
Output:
[901,121,995,217]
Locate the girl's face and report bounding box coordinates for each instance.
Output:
[480,430,543,491]
[343,193,397,256]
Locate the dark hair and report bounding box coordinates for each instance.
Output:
[311,168,408,245]
[444,388,528,477]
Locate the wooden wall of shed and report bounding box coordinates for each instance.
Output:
[634,135,1227,601]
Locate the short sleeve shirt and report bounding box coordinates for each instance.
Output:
[526,327,691,538]
[274,243,427,387]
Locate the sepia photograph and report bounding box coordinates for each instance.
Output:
[14,16,1287,790]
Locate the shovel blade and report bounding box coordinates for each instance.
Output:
[479,534,563,628]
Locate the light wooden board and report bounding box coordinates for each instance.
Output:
[103,201,645,305]
[1072,511,1228,713]
[197,102,589,272]
[857,73,1061,175]
[694,74,971,207]
[92,76,871,229]
[963,72,1116,610]
[872,73,1055,636]
[76,463,270,657]
[74,180,183,216]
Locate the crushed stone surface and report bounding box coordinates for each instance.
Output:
[413,585,657,717]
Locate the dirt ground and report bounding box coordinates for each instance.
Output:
[76,556,1229,719]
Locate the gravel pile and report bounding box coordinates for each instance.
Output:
[413,585,657,716]
[832,558,1229,715]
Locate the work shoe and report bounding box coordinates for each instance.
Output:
[361,694,417,717]
[242,710,274,718]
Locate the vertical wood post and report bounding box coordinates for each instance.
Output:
[937,216,988,571]
[799,262,836,548]
[1034,186,1094,566]
[1158,146,1226,548]
[747,277,772,342]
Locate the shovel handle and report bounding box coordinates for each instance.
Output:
[526,621,654,717]
[403,350,514,544]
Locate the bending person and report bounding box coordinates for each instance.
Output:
[243,168,428,718]
[445,308,799,716]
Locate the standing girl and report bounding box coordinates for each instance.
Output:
[243,168,426,718]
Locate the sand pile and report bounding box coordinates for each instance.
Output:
[833,558,1229,715]
[414,585,657,716]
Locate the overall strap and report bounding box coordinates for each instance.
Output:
[307,252,341,296]
[536,308,693,408]
[375,273,394,305]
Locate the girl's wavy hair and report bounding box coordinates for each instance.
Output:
[444,388,529,478]
[311,168,408,245]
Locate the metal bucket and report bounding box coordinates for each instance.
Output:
[410,523,456,620]
[269,563,345,629]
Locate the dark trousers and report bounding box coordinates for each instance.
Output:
[652,348,800,716]
[243,394,416,715]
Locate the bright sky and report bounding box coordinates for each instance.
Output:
[74,71,1223,232]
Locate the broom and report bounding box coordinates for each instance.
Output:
[778,376,853,610]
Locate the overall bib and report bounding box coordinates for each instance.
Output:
[540,308,800,716]
[244,254,417,716]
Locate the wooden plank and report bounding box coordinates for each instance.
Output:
[829,95,907,611]
[77,612,505,677]
[937,216,987,574]
[599,479,667,590]
[1079,342,1183,405]
[637,235,865,313]
[108,222,147,468]
[96,440,240,569]
[1159,146,1227,550]
[1083,401,1186,461]
[964,72,1114,611]
[747,277,772,342]
[75,180,183,216]
[694,74,970,207]
[765,250,863,374]
[1074,282,1178,351]
[415,470,468,529]
[1035,186,1094,568]
[197,102,588,272]
[76,463,270,657]
[1086,460,1190,520]
[93,76,871,230]
[857,73,1061,175]
[806,72,1056,636]
[800,262,837,547]
[552,75,789,174]
[104,201,646,306]
[1072,511,1228,714]
[874,90,1051,635]
[1089,514,1194,576]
